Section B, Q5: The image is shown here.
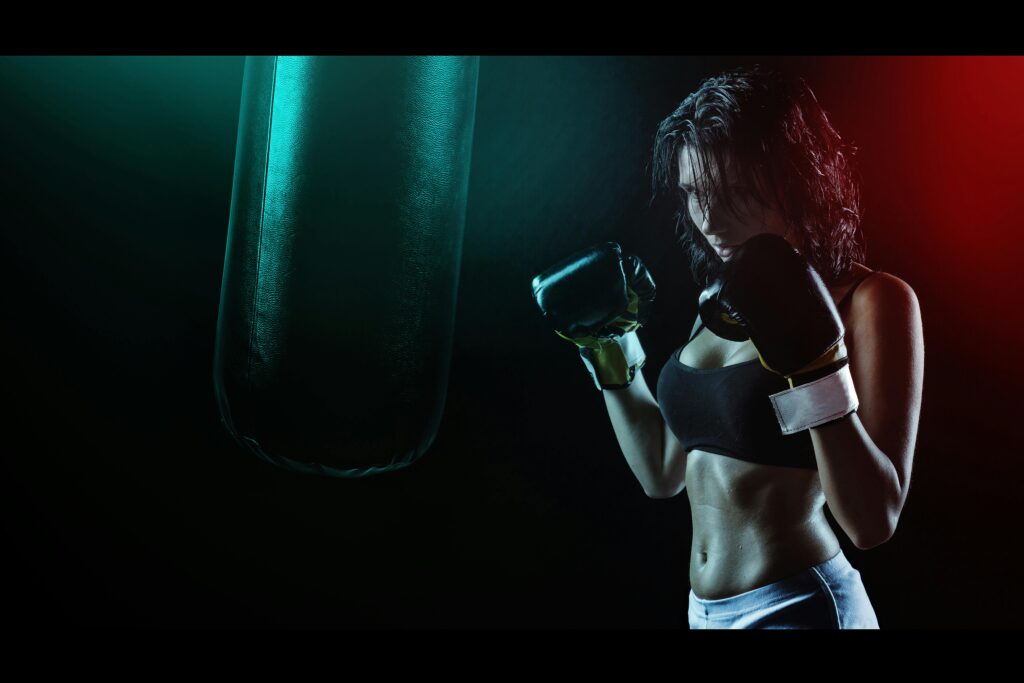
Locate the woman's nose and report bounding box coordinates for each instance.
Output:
[699,197,733,235]
[699,206,722,236]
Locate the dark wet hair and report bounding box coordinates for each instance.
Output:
[649,64,866,288]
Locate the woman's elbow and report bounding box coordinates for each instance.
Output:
[853,520,896,550]
[645,482,685,500]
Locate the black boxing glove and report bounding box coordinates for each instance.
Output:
[531,242,656,390]
[697,233,858,433]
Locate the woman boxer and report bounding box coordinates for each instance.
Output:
[535,65,924,628]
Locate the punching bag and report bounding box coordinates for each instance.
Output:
[213,56,479,477]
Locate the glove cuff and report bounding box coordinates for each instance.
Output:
[768,364,859,434]
[579,329,647,391]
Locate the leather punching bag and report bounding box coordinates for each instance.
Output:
[213,56,479,477]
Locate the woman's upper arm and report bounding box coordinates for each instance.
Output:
[849,272,925,508]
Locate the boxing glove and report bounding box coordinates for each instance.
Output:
[531,242,656,391]
[697,232,858,433]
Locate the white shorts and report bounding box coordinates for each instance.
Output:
[687,549,880,629]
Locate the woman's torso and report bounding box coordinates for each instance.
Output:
[683,262,873,599]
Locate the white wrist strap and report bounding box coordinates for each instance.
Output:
[768,364,859,434]
[618,328,646,369]
[579,329,647,391]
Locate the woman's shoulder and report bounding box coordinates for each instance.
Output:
[848,265,920,326]
[838,263,914,300]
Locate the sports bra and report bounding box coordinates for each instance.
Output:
[655,269,879,470]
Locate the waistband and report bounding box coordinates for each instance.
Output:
[689,549,851,612]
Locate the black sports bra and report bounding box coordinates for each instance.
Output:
[655,270,878,470]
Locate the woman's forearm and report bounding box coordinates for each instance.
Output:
[603,367,666,497]
[810,413,901,550]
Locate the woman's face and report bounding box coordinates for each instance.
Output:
[677,146,796,261]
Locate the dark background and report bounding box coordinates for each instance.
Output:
[2,55,1020,628]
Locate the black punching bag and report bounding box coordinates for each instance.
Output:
[213,56,479,477]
